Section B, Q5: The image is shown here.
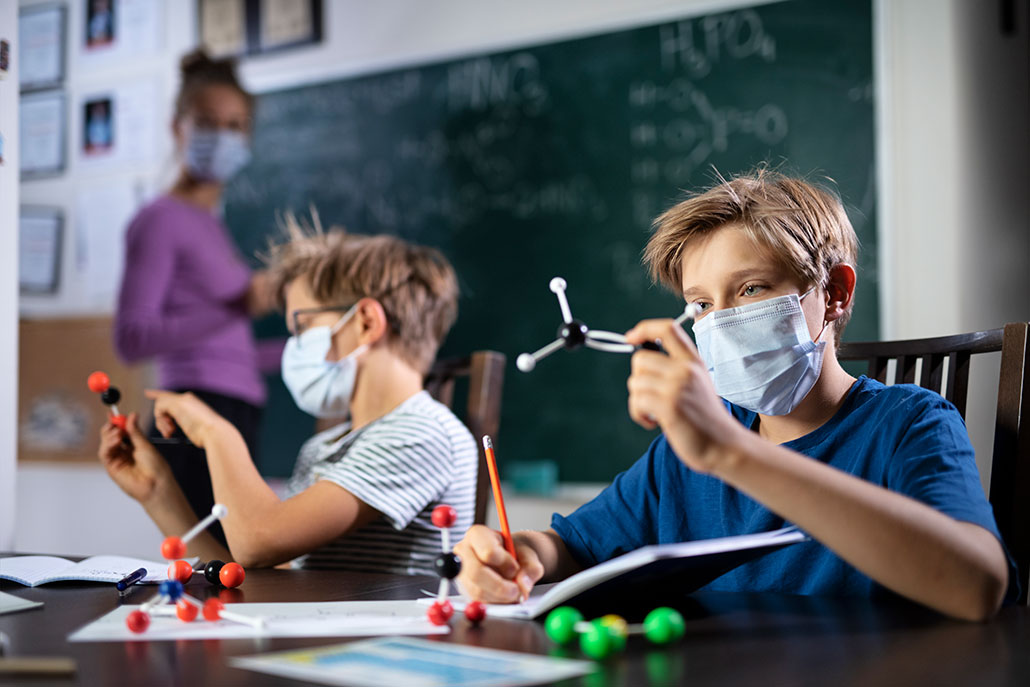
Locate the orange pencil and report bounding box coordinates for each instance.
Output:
[483,435,518,561]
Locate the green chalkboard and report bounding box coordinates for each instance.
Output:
[225,0,877,482]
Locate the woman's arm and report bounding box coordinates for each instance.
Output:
[114,216,245,361]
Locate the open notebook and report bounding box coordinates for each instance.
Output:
[0,555,175,587]
[477,526,808,619]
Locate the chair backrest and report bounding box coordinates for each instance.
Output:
[838,322,1030,604]
[424,350,506,526]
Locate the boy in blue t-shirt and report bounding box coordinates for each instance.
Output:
[455,171,1014,620]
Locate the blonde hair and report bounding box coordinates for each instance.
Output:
[643,169,859,346]
[265,213,459,374]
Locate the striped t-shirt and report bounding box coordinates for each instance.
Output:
[284,390,478,576]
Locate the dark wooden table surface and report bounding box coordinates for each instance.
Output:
[1,557,1028,686]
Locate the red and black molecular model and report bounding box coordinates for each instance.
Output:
[426,504,486,627]
[125,504,256,634]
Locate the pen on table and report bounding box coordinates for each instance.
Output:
[116,567,147,594]
[483,435,525,600]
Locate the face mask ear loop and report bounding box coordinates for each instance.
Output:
[330,304,359,335]
[800,286,828,345]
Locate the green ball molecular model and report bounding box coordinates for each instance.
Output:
[544,606,686,660]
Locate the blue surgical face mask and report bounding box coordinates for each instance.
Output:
[691,290,825,416]
[183,127,251,183]
[281,307,368,419]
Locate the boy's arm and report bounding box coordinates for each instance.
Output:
[99,413,232,562]
[146,391,381,568]
[625,319,1009,622]
[454,526,583,603]
[717,432,1008,620]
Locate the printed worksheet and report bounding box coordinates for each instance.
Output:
[231,636,596,687]
[68,600,448,642]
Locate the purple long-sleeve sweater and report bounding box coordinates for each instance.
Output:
[114,195,267,406]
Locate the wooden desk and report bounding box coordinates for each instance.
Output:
[2,562,1028,686]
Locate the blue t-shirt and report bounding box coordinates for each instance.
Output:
[552,376,1017,600]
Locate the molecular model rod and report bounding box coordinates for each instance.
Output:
[582,304,702,355]
[550,277,573,324]
[181,504,228,545]
[517,337,566,372]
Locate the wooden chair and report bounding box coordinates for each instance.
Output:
[838,322,1030,604]
[424,351,506,526]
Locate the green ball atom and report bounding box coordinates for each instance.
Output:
[545,606,584,645]
[597,614,628,653]
[643,607,686,645]
[580,619,616,660]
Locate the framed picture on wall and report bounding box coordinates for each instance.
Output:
[19,3,67,91]
[19,90,66,179]
[19,206,64,295]
[198,0,323,58]
[84,0,115,50]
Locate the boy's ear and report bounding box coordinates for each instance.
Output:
[355,298,389,346]
[824,264,856,323]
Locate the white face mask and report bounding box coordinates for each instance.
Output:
[691,290,825,416]
[184,127,251,183]
[281,306,368,419]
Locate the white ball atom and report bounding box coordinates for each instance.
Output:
[549,277,567,293]
[516,354,536,372]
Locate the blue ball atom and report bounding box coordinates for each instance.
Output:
[158,579,184,601]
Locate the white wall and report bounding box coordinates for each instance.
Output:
[1,0,20,550]
[877,0,1030,481]
[14,0,1030,555]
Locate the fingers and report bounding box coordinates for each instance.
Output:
[123,412,146,441]
[146,390,180,439]
[624,318,699,361]
[454,525,523,603]
[513,540,545,600]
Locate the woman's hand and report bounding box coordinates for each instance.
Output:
[246,270,277,318]
[145,390,229,450]
[97,412,169,503]
[624,318,747,474]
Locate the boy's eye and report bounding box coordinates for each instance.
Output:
[742,284,765,297]
[691,301,712,314]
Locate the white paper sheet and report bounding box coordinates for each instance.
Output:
[75,182,139,301]
[0,590,44,616]
[80,0,163,62]
[78,80,159,167]
[69,600,450,642]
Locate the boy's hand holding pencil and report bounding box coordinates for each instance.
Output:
[453,436,544,603]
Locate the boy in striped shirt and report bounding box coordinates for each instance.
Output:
[99,223,478,575]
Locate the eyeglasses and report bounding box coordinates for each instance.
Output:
[289,304,356,338]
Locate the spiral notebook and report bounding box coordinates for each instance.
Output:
[0,555,171,587]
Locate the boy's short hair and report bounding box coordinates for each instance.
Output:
[266,215,459,374]
[643,169,859,346]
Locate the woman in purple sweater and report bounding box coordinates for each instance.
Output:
[115,51,275,545]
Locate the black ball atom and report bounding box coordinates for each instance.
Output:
[101,387,121,405]
[204,560,225,585]
[559,320,589,350]
[434,552,462,580]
